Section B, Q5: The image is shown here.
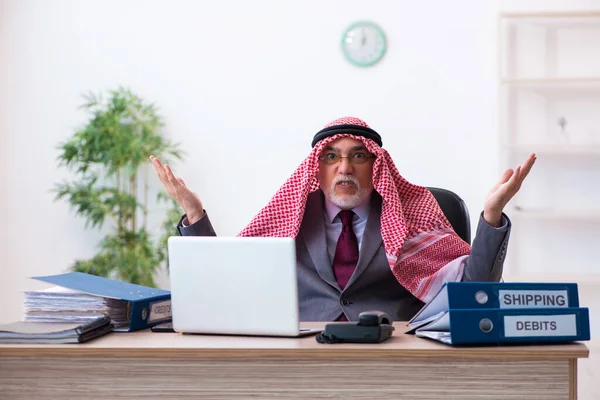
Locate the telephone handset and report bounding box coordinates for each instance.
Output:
[316,310,395,344]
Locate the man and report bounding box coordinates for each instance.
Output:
[150,117,536,321]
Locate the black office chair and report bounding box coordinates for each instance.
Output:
[426,187,471,244]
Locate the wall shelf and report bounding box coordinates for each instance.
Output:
[499,12,600,275]
[511,209,600,220]
[502,144,600,155]
[502,77,600,84]
[500,12,600,19]
[499,13,600,81]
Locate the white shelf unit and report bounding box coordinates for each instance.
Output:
[499,12,600,276]
[504,144,600,155]
[512,209,600,221]
[499,12,600,81]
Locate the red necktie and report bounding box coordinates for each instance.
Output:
[332,210,359,289]
[332,211,359,321]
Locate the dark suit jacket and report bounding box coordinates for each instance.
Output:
[177,190,510,321]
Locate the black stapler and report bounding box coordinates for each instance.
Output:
[316,310,395,344]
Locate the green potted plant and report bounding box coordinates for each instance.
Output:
[54,87,183,287]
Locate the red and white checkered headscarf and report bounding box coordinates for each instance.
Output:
[239,117,471,302]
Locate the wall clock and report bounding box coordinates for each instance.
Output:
[341,21,387,67]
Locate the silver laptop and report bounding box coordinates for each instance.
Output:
[168,236,321,337]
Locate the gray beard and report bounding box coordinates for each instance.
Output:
[324,183,372,210]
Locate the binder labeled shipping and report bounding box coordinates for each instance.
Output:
[26,272,171,331]
[409,282,579,331]
[410,307,590,345]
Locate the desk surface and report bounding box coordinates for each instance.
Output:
[0,322,589,360]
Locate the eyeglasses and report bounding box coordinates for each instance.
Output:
[318,152,376,165]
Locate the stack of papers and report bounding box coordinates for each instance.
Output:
[21,272,172,332]
[408,311,453,344]
[0,316,114,344]
[23,286,130,330]
[406,284,454,344]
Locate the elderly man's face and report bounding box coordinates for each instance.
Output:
[317,138,375,209]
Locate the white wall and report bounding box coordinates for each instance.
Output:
[0,0,502,323]
[2,0,599,323]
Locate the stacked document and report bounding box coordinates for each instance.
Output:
[22,272,172,332]
[0,316,113,344]
[24,286,130,329]
[406,282,591,345]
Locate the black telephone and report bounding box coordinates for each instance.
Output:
[316,310,395,344]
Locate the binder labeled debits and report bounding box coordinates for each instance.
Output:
[407,282,590,346]
[412,307,590,345]
[408,282,579,331]
[25,272,172,332]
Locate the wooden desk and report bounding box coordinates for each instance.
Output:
[0,323,589,399]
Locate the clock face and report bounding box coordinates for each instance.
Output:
[341,21,387,67]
